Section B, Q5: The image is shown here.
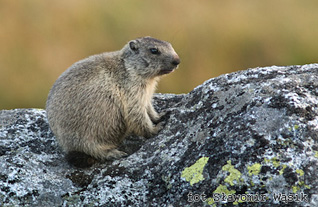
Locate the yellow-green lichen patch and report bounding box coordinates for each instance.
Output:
[299,181,311,189]
[214,184,236,195]
[264,157,280,168]
[263,157,293,176]
[314,151,318,158]
[181,156,209,186]
[247,163,262,176]
[296,169,304,177]
[222,160,242,186]
[206,197,216,206]
[206,184,237,206]
[279,164,287,175]
[288,125,300,131]
[271,157,280,168]
[292,185,300,193]
[291,169,310,193]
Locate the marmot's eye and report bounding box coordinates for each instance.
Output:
[149,48,160,55]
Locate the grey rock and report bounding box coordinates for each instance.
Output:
[1,64,318,207]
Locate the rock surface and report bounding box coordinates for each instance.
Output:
[1,64,318,207]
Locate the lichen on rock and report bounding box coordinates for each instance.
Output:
[181,156,209,186]
[1,64,318,206]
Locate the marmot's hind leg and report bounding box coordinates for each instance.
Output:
[91,144,128,161]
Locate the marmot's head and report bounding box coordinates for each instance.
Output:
[122,37,180,79]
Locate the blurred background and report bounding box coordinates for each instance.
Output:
[1,0,318,109]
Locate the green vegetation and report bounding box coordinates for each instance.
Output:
[1,0,318,109]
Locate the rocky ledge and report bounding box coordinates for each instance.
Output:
[1,64,318,207]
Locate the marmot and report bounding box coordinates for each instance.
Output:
[46,37,180,167]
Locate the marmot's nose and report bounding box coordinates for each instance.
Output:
[171,56,180,66]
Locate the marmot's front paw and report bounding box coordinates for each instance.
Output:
[103,149,128,160]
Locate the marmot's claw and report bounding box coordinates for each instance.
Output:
[104,149,128,160]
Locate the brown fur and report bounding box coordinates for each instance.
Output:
[46,37,180,167]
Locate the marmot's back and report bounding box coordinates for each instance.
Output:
[46,37,180,167]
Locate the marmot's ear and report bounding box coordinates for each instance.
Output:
[129,41,139,54]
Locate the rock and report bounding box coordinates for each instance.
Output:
[1,64,318,207]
